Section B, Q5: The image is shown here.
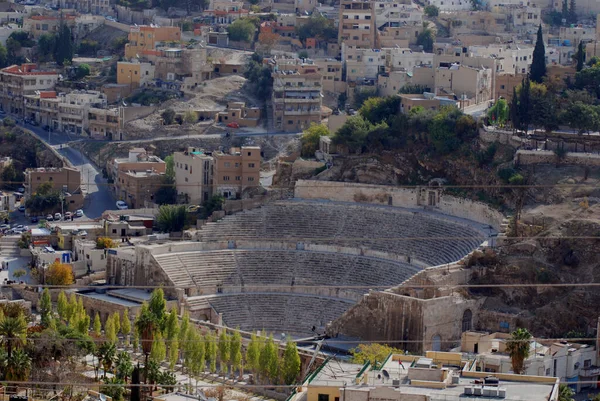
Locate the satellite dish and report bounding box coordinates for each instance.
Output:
[122,101,127,106]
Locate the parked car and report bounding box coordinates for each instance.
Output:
[226,122,239,128]
[30,216,38,223]
[116,201,128,210]
[18,205,25,212]
[75,209,84,217]
[17,187,25,193]
[54,212,62,220]
[46,214,54,221]
[64,212,72,220]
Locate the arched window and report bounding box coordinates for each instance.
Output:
[432,334,441,351]
[462,309,473,332]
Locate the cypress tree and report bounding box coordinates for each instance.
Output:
[576,41,585,71]
[530,25,547,83]
[518,76,531,133]
[569,0,576,23]
[510,87,519,131]
[561,0,569,23]
[54,16,73,66]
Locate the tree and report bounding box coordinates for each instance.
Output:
[0,314,28,359]
[0,43,7,68]
[39,288,53,328]
[115,351,134,382]
[227,19,255,42]
[37,34,56,62]
[218,331,230,374]
[96,237,117,249]
[517,76,531,132]
[150,331,167,364]
[296,13,337,43]
[568,0,576,23]
[157,204,187,232]
[77,39,99,56]
[246,332,261,376]
[300,124,329,157]
[54,21,73,66]
[45,262,74,286]
[576,40,584,72]
[161,109,176,125]
[183,110,198,126]
[505,328,532,374]
[98,341,117,378]
[5,348,31,381]
[259,335,279,383]
[148,288,167,330]
[530,25,547,83]
[244,54,273,102]
[75,63,91,79]
[164,307,179,355]
[561,0,569,23]
[12,268,27,280]
[205,333,218,373]
[488,98,509,127]
[360,96,401,125]
[93,313,102,337]
[563,101,599,134]
[258,31,280,53]
[185,327,205,376]
[558,384,574,401]
[105,314,117,344]
[230,330,242,377]
[424,5,439,16]
[281,338,301,385]
[57,291,68,321]
[121,309,131,338]
[352,343,401,366]
[417,25,434,52]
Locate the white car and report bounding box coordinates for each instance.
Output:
[54,212,62,220]
[64,212,73,220]
[116,201,128,210]
[75,209,84,217]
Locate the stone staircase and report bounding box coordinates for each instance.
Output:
[1,235,21,257]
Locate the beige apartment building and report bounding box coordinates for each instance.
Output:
[124,25,181,59]
[152,47,213,92]
[213,146,261,199]
[313,59,345,93]
[377,25,420,47]
[0,64,58,117]
[25,167,84,212]
[173,147,213,204]
[272,59,323,132]
[110,148,166,209]
[339,0,376,49]
[436,64,493,105]
[215,102,261,127]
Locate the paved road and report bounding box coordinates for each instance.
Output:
[19,122,115,219]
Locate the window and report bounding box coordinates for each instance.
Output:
[37,177,40,181]
[501,85,505,89]
[185,177,188,182]
[584,359,592,368]
[248,163,255,168]
[318,395,329,401]
[224,162,231,167]
[235,176,241,180]
[49,177,53,181]
[112,229,117,234]
[235,163,239,167]
[248,177,255,182]
[247,151,252,156]
[223,176,230,181]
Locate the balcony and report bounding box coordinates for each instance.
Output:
[282,109,321,116]
[580,366,600,377]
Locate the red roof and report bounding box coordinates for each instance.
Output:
[2,64,57,76]
[40,91,57,98]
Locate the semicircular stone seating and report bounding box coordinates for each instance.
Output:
[196,200,486,266]
[186,293,356,337]
[158,200,488,336]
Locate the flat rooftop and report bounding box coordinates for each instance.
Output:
[108,288,152,303]
[309,360,365,386]
[77,291,141,307]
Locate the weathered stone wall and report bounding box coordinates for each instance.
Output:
[326,290,484,353]
[294,180,505,231]
[515,150,600,166]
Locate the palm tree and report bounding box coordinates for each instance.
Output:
[505,327,532,374]
[99,341,117,378]
[5,348,31,381]
[558,384,574,401]
[116,351,134,382]
[0,315,28,359]
[135,304,158,382]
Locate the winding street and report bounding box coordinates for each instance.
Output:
[19,122,116,219]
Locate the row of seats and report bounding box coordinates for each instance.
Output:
[153,248,421,295]
[200,293,355,337]
[197,200,486,266]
